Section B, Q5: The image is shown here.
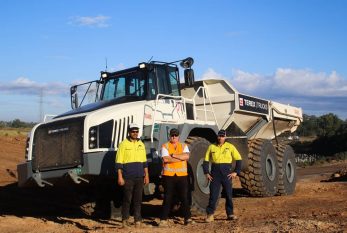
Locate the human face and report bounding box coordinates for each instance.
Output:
[170,134,179,144]
[129,129,139,140]
[217,134,226,145]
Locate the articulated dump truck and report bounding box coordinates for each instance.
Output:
[17,57,302,215]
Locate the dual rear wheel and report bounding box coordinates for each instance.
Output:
[239,139,296,196]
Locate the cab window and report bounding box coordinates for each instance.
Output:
[102,72,146,101]
[156,65,180,96]
[169,69,179,96]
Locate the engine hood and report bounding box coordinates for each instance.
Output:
[55,96,143,119]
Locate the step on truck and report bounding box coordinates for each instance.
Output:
[17,57,303,215]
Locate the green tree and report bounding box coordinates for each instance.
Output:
[316,113,342,137]
[296,114,319,136]
[10,119,27,128]
[0,121,6,128]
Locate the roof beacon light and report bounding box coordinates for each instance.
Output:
[180,57,194,69]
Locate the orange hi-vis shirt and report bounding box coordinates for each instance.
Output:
[161,142,188,176]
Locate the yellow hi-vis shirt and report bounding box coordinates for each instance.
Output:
[115,138,147,178]
[204,142,242,164]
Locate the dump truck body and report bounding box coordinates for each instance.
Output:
[181,79,302,140]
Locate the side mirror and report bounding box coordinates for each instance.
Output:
[184,69,195,87]
[70,86,79,109]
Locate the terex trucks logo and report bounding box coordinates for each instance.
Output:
[48,127,69,134]
[238,94,269,114]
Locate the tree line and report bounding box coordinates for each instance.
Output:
[296,113,346,137]
[294,113,347,157]
[0,119,36,128]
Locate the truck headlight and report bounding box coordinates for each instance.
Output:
[89,126,98,149]
[25,137,30,160]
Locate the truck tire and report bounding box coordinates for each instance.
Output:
[185,136,211,214]
[239,139,279,197]
[276,144,296,195]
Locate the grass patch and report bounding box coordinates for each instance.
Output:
[0,128,31,137]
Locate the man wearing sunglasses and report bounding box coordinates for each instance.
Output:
[202,129,242,222]
[159,128,195,227]
[115,123,149,228]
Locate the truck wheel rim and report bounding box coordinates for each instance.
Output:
[196,158,210,194]
[286,160,295,183]
[266,154,276,181]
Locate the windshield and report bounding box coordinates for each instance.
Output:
[102,71,146,101]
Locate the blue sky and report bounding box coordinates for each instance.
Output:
[1,0,346,122]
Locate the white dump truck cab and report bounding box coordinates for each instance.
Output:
[17,58,201,187]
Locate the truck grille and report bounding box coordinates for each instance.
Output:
[114,115,134,149]
[32,117,84,171]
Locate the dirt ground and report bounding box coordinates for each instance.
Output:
[0,135,346,233]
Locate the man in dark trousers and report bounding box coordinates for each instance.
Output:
[203,129,242,222]
[159,128,195,227]
[115,123,149,228]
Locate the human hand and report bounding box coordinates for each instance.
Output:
[144,175,149,184]
[206,173,213,182]
[118,176,125,186]
[227,172,237,180]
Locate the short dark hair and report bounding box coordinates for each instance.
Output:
[169,128,179,136]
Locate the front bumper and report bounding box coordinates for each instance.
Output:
[17,151,115,187]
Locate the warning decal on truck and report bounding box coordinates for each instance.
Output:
[238,94,269,114]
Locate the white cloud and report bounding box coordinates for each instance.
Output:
[210,68,347,97]
[230,69,272,92]
[69,15,111,28]
[272,69,347,97]
[201,68,226,80]
[0,77,69,96]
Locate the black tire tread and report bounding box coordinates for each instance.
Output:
[239,139,278,197]
[275,144,296,196]
[185,136,211,215]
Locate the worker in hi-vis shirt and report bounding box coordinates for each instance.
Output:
[203,129,242,223]
[115,123,149,229]
[159,128,195,227]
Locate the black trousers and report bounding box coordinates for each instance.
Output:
[122,177,144,222]
[161,175,191,221]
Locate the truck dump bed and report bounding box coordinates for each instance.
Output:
[181,79,303,140]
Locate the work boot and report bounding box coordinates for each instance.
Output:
[184,218,196,225]
[227,215,238,220]
[135,221,152,228]
[158,220,169,227]
[135,221,141,228]
[122,220,130,228]
[205,214,214,223]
